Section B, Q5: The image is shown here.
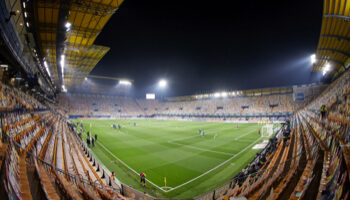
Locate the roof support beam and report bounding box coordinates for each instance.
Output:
[88,75,134,82]
[320,35,350,42]
[317,48,350,57]
[71,0,118,16]
[324,14,350,20]
[69,28,101,38]
[317,57,344,66]
[56,0,72,89]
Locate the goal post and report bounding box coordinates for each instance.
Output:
[261,124,274,138]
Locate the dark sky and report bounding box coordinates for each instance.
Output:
[92,0,324,97]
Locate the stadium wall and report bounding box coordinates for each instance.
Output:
[69,115,111,119]
[121,184,155,200]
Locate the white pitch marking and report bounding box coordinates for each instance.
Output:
[98,136,261,193]
[166,137,262,192]
[161,186,173,189]
[234,130,255,140]
[96,141,167,192]
[168,140,234,156]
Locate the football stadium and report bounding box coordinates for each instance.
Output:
[0,0,349,200]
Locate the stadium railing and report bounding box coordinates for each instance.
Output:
[0,125,123,199]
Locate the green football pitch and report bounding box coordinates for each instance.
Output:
[72,119,267,198]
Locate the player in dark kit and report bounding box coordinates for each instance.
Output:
[140,172,146,187]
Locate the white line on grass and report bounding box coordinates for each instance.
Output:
[234,130,257,140]
[166,137,262,192]
[98,137,261,193]
[161,186,173,189]
[167,140,234,156]
[96,141,167,192]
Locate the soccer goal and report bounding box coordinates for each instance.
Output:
[261,124,274,138]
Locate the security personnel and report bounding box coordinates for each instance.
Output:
[320,105,327,120]
[109,172,115,186]
[283,128,290,144]
[140,172,146,187]
[259,155,266,167]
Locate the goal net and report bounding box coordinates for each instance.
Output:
[262,124,274,137]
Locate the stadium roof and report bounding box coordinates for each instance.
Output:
[312,0,350,77]
[34,0,123,90]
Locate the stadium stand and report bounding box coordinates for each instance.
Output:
[60,91,300,122]
[0,82,127,200]
[0,0,349,199]
[205,71,347,200]
[1,71,349,199]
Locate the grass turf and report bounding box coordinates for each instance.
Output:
[72,119,265,198]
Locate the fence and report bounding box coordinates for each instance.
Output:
[0,121,122,199]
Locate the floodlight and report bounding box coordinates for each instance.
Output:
[324,63,330,71]
[26,22,30,27]
[158,79,167,87]
[214,92,221,97]
[221,92,228,97]
[23,2,26,8]
[60,55,65,67]
[65,22,71,29]
[24,12,27,18]
[84,77,88,81]
[62,85,67,92]
[310,54,316,64]
[119,80,132,85]
[60,55,65,79]
[44,61,51,77]
[323,63,331,76]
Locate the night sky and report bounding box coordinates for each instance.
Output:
[92,0,324,97]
